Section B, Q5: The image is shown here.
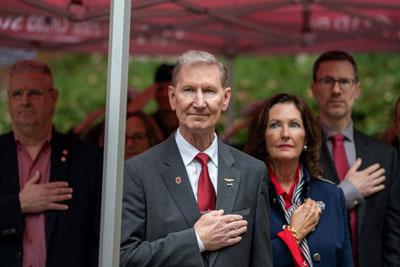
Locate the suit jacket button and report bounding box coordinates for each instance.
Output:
[313,253,321,262]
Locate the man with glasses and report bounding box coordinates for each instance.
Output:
[311,50,400,266]
[0,59,102,267]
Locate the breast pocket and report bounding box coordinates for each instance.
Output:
[231,208,250,219]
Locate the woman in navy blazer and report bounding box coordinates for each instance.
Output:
[245,93,352,267]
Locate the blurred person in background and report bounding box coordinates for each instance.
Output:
[148,63,179,138]
[124,111,164,159]
[96,111,164,159]
[245,93,352,267]
[0,59,102,267]
[72,87,145,143]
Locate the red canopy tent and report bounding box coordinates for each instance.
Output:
[1,2,400,267]
[1,0,400,56]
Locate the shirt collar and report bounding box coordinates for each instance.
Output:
[320,120,354,142]
[175,128,218,167]
[14,132,52,148]
[268,163,301,197]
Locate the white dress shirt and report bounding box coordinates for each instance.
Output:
[320,121,364,208]
[175,128,219,252]
[175,129,218,199]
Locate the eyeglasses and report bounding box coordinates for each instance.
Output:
[8,88,53,100]
[316,77,356,91]
[125,132,148,142]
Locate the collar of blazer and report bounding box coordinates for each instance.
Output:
[158,133,241,227]
[268,166,311,207]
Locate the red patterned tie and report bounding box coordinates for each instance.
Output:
[195,153,216,212]
[332,134,358,266]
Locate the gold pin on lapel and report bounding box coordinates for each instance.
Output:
[175,176,182,185]
[224,178,235,186]
[61,156,67,162]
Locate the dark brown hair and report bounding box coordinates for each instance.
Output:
[312,50,359,82]
[244,93,322,177]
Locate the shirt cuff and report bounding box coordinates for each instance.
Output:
[338,180,364,209]
[277,229,305,267]
[195,230,206,252]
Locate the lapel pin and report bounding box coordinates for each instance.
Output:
[61,156,67,162]
[224,178,235,186]
[175,176,182,185]
[316,201,326,211]
[62,149,69,155]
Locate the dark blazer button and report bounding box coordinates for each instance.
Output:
[313,253,321,262]
[16,251,22,258]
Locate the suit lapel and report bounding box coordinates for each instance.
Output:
[0,133,20,197]
[45,131,70,246]
[209,140,241,267]
[215,141,241,213]
[320,132,340,184]
[159,135,200,227]
[353,131,372,235]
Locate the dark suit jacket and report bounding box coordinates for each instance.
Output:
[0,130,103,267]
[120,134,273,267]
[320,129,400,267]
[269,169,353,267]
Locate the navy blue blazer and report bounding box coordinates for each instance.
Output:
[0,130,103,267]
[269,169,353,267]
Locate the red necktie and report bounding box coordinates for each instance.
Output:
[332,134,349,180]
[332,134,358,266]
[195,153,216,212]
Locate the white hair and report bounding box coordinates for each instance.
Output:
[172,50,227,87]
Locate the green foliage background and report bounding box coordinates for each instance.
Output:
[0,52,399,142]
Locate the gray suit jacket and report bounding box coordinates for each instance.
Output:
[120,134,272,267]
[320,129,400,267]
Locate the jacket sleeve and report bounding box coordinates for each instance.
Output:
[0,194,24,237]
[119,162,204,267]
[338,189,353,267]
[250,164,273,267]
[383,148,400,265]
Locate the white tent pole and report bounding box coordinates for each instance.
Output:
[99,0,131,266]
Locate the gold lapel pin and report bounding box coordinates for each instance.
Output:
[224,178,235,186]
[61,156,67,162]
[175,176,182,185]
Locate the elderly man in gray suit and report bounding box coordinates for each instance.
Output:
[120,50,272,266]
